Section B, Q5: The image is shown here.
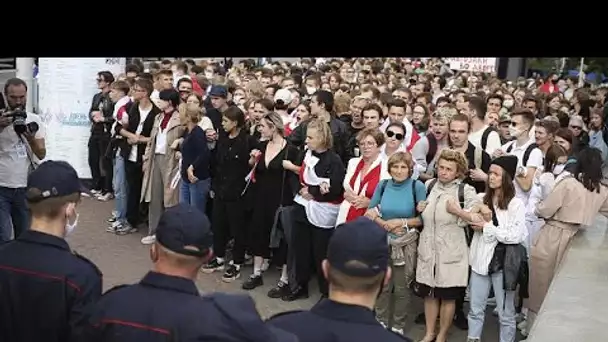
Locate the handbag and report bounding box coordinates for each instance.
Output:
[269,144,294,249]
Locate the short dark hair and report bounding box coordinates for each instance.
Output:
[468,96,487,120]
[4,77,27,94]
[223,106,245,128]
[176,78,193,89]
[125,63,142,75]
[313,90,334,112]
[97,71,115,84]
[134,79,154,97]
[449,113,471,132]
[511,108,536,126]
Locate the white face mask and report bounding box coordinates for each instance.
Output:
[508,126,522,138]
[306,86,317,95]
[65,212,79,237]
[553,163,566,175]
[205,72,214,79]
[503,99,514,108]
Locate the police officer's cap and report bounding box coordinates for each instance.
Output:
[327,216,389,277]
[156,203,213,258]
[26,160,88,202]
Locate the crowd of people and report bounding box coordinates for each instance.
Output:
[3,56,608,342]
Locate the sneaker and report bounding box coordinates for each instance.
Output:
[391,327,404,335]
[242,274,263,290]
[453,310,468,330]
[97,192,114,201]
[107,216,117,224]
[222,264,241,283]
[267,281,290,298]
[91,189,102,195]
[115,224,137,235]
[140,235,156,245]
[243,254,253,266]
[201,258,225,274]
[517,319,527,331]
[106,225,117,233]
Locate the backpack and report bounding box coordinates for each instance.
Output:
[378,178,418,206]
[506,142,538,167]
[481,126,496,151]
[426,134,438,165]
[426,179,473,246]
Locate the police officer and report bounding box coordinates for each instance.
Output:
[83,203,297,342]
[0,160,102,342]
[268,216,413,342]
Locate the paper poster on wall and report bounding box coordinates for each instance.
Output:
[38,58,126,179]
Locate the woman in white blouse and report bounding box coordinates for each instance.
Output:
[467,155,527,342]
[525,144,567,255]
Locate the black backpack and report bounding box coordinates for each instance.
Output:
[481,126,497,151]
[506,142,538,167]
[426,134,438,165]
[426,179,473,246]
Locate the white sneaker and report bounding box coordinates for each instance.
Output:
[391,327,403,335]
[517,319,527,331]
[141,235,156,245]
[97,193,114,202]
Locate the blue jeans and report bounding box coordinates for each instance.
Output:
[179,177,211,215]
[113,154,128,223]
[468,270,516,342]
[0,186,29,243]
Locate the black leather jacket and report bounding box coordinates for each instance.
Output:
[90,91,115,136]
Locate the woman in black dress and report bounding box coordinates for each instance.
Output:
[241,111,300,291]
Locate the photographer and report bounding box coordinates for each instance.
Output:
[0,77,46,243]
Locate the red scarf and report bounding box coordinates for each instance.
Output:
[160,109,174,130]
[345,159,381,222]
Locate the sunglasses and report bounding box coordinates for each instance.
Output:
[386,130,404,140]
[569,125,582,130]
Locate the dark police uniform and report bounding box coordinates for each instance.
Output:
[84,204,296,342]
[0,161,102,342]
[268,216,413,342]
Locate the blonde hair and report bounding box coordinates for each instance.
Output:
[179,103,202,124]
[437,149,469,178]
[262,112,285,137]
[246,80,265,99]
[387,151,414,177]
[307,119,333,150]
[334,92,352,114]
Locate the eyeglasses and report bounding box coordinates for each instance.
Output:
[386,130,404,140]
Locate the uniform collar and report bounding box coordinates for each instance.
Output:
[311,299,378,325]
[140,271,199,296]
[18,230,70,251]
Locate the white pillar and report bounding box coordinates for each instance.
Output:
[16,57,34,113]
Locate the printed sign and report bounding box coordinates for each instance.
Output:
[444,58,497,73]
[37,58,126,178]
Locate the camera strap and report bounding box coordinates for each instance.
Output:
[18,135,38,172]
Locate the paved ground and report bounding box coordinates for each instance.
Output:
[69,197,520,341]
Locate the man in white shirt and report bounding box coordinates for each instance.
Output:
[493,109,543,204]
[0,78,46,242]
[151,70,174,107]
[466,96,502,156]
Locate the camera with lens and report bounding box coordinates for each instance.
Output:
[3,108,38,135]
